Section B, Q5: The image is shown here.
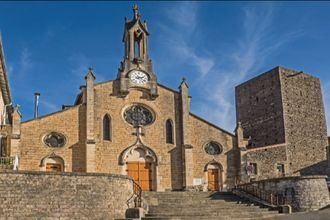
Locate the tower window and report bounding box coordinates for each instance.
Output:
[103,114,111,141]
[134,40,139,58]
[166,119,174,144]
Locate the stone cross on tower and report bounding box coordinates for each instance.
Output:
[133,4,139,19]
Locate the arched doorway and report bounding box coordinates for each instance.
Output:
[40,153,64,172]
[120,146,157,191]
[204,161,223,191]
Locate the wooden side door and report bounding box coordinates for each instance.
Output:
[127,162,152,191]
[46,163,62,172]
[208,169,219,191]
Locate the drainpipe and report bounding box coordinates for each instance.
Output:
[34,92,40,119]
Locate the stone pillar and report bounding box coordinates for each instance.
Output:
[235,122,249,184]
[129,32,134,59]
[85,68,96,172]
[10,105,21,157]
[179,78,193,189]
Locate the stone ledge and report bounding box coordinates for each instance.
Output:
[249,175,328,184]
[0,170,133,180]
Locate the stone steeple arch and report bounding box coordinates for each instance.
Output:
[118,5,158,99]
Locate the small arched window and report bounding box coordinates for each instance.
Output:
[103,114,111,141]
[166,119,174,144]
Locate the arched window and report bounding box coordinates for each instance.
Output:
[103,114,111,141]
[166,119,174,144]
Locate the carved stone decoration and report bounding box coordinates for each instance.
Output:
[204,142,223,155]
[124,105,153,126]
[43,132,66,148]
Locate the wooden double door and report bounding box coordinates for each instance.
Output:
[46,163,62,172]
[208,169,219,191]
[127,162,152,191]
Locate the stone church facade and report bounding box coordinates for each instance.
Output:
[0,6,329,192]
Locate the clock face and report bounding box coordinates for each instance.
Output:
[130,70,148,85]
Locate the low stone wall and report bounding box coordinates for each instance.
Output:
[0,171,133,219]
[250,175,330,211]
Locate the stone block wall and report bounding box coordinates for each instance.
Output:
[241,144,287,182]
[251,175,330,211]
[236,66,329,176]
[189,113,238,190]
[235,67,285,148]
[93,81,183,191]
[0,171,133,219]
[19,105,85,172]
[279,68,328,174]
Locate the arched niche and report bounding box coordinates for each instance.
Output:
[40,153,65,172]
[203,160,224,192]
[119,145,158,191]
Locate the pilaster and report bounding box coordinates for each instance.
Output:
[85,68,96,172]
[10,105,21,156]
[179,78,193,188]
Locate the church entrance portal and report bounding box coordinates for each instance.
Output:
[127,161,152,191]
[205,161,223,191]
[120,146,157,191]
[46,163,62,172]
[207,168,219,191]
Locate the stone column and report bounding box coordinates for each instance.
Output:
[235,122,249,184]
[179,78,193,189]
[85,68,96,172]
[129,31,134,59]
[10,105,21,157]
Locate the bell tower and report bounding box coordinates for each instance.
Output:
[117,5,158,99]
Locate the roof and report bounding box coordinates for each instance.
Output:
[189,112,235,137]
[235,66,318,89]
[0,33,12,105]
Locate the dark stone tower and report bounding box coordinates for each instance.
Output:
[235,66,328,175]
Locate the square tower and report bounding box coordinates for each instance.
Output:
[236,66,328,175]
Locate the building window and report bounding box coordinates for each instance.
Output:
[123,105,154,126]
[103,114,111,141]
[246,162,257,176]
[166,119,174,144]
[43,132,66,148]
[204,142,223,155]
[276,163,285,177]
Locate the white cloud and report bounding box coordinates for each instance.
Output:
[40,99,58,113]
[199,5,304,132]
[158,2,215,77]
[20,47,33,75]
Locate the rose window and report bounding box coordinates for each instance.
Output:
[204,142,223,155]
[43,132,66,148]
[124,105,154,126]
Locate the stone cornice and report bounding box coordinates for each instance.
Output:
[0,34,12,106]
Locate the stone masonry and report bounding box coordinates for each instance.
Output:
[0,171,133,219]
[236,66,329,179]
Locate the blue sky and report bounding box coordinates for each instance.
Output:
[1,2,330,134]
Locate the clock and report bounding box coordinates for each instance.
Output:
[129,70,148,85]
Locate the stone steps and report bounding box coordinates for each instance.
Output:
[140,191,285,220]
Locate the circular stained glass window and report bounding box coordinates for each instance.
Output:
[43,132,66,148]
[124,105,154,126]
[204,142,223,155]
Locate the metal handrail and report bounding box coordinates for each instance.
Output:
[236,183,288,206]
[127,180,142,208]
[0,156,14,165]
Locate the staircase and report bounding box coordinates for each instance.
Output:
[141,191,285,220]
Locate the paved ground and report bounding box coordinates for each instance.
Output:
[272,206,330,220]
